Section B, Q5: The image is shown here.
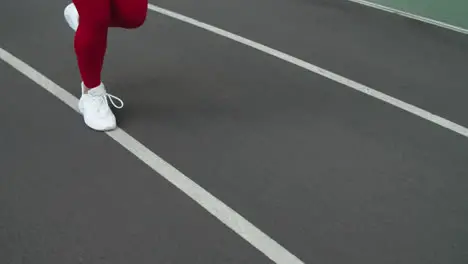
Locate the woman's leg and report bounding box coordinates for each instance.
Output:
[64,0,122,131]
[72,0,111,90]
[63,0,146,131]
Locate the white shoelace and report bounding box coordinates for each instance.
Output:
[89,92,124,112]
[106,93,124,109]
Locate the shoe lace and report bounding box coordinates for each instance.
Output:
[106,93,124,109]
[90,92,124,112]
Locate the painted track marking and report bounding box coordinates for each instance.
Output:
[0,47,306,264]
[147,4,468,139]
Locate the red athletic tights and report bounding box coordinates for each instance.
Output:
[73,0,148,89]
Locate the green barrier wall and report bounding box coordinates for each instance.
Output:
[364,0,468,31]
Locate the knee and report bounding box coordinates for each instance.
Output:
[121,9,147,28]
[79,8,112,31]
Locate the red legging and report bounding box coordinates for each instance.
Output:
[73,0,148,89]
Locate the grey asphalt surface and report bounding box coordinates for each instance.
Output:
[0,61,273,264]
[1,0,468,264]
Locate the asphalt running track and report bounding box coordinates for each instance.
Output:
[1,0,468,263]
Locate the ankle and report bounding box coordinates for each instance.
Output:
[82,82,102,94]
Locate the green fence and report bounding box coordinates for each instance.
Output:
[357,0,468,32]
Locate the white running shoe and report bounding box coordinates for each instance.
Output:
[78,83,124,131]
[64,3,79,31]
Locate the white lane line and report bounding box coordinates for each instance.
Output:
[148,4,468,139]
[348,0,468,35]
[0,47,305,264]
